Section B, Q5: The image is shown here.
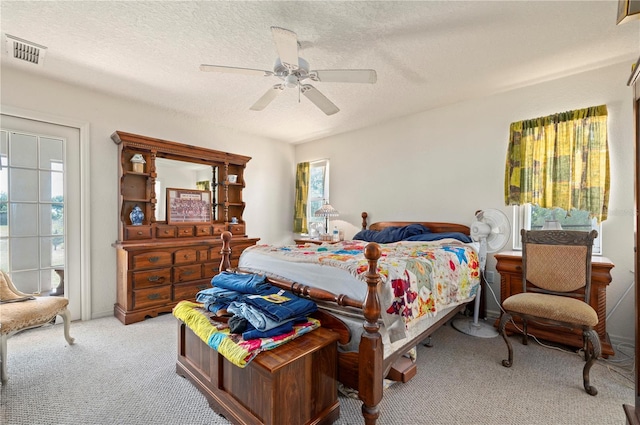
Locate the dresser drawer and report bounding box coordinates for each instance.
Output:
[212,224,225,237]
[174,280,210,301]
[174,249,197,264]
[195,225,212,237]
[156,225,177,238]
[173,264,202,283]
[177,226,195,238]
[125,225,152,240]
[132,268,171,289]
[133,285,172,310]
[132,251,172,269]
[229,224,245,235]
[209,247,223,262]
[202,262,221,278]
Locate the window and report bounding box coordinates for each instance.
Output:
[306,159,330,232]
[505,105,608,255]
[512,204,602,254]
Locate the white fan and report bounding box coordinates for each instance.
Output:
[200,27,377,115]
[452,209,510,338]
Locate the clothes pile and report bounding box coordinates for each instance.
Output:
[196,271,318,341]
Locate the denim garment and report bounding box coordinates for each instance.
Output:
[228,287,317,330]
[227,301,296,331]
[242,288,317,323]
[196,287,243,313]
[211,271,270,294]
[241,320,294,340]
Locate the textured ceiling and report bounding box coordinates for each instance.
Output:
[1,1,638,144]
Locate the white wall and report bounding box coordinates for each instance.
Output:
[1,67,295,319]
[295,61,636,347]
[2,61,634,347]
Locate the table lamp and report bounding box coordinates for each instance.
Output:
[314,200,339,234]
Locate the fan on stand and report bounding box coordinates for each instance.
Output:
[452,209,510,338]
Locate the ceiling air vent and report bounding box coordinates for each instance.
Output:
[3,34,47,66]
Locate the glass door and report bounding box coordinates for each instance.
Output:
[0,130,65,296]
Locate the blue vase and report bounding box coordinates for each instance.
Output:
[130,205,144,226]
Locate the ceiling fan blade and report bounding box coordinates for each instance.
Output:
[301,84,339,116]
[200,64,271,77]
[311,69,377,84]
[250,84,285,111]
[270,26,299,70]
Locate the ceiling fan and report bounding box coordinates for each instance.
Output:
[200,26,377,115]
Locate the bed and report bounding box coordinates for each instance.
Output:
[176,213,481,425]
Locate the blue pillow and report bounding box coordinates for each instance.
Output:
[405,232,472,243]
[353,224,431,243]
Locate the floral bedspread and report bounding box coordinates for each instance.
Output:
[242,239,480,341]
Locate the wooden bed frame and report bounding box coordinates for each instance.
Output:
[177,213,475,425]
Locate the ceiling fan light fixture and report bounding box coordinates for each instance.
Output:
[284,73,298,88]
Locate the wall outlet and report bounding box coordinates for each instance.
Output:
[485,271,495,284]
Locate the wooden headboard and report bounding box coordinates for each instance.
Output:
[360,211,471,235]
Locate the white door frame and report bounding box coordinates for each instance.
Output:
[1,105,91,321]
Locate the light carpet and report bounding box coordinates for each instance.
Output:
[0,313,633,425]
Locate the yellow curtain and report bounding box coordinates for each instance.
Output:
[505,105,609,222]
[293,162,310,233]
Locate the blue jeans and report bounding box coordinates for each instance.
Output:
[196,287,243,313]
[211,272,270,294]
[241,320,294,340]
[228,287,317,331]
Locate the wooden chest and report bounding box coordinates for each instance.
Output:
[176,321,340,425]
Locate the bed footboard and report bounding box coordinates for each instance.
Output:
[219,231,384,425]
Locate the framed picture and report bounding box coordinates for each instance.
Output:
[166,188,212,224]
[617,0,640,24]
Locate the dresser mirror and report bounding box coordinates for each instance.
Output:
[154,157,218,222]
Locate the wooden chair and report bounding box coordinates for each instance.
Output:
[497,229,600,395]
[0,270,74,383]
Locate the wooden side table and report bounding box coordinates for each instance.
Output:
[495,251,615,357]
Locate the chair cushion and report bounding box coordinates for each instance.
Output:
[0,296,69,335]
[525,244,588,292]
[0,272,26,302]
[503,292,598,327]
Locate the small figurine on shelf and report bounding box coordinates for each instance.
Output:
[129,205,144,226]
[130,153,146,173]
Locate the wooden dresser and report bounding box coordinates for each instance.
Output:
[111,131,259,324]
[495,250,615,357]
[114,237,258,324]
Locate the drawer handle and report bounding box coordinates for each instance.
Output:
[183,254,191,259]
[182,270,194,276]
[197,285,208,290]
[164,230,170,234]
[147,275,164,282]
[137,231,143,235]
[515,266,522,271]
[147,293,161,300]
[148,256,160,263]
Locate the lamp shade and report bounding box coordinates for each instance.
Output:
[314,202,339,218]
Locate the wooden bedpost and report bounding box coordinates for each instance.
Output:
[359,242,383,425]
[219,231,232,272]
[361,211,368,230]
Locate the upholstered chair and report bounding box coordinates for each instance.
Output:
[497,229,600,395]
[0,270,75,383]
